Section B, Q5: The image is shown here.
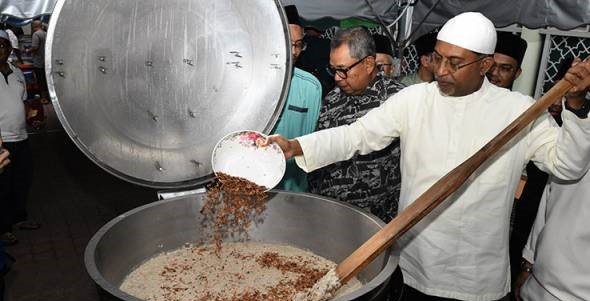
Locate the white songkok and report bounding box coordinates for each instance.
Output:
[437,12,497,54]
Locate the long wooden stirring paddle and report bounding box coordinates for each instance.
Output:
[334,77,575,285]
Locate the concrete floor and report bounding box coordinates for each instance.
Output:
[3,129,156,301]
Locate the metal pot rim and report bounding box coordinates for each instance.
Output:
[84,191,398,301]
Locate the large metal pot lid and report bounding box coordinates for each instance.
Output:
[46,0,291,188]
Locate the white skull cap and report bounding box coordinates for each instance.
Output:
[437,12,497,54]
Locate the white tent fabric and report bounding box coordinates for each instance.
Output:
[0,0,57,19]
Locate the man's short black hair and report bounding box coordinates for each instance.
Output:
[495,32,528,67]
[373,34,393,57]
[284,5,302,27]
[414,31,437,57]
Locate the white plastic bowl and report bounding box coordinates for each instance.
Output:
[211,130,286,190]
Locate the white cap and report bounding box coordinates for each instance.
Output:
[0,30,9,42]
[437,12,497,54]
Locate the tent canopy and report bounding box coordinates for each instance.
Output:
[408,0,590,42]
[3,0,590,38]
[412,0,590,31]
[291,0,590,29]
[290,0,402,23]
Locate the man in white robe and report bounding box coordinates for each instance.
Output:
[261,12,590,301]
[513,74,590,301]
[515,166,590,301]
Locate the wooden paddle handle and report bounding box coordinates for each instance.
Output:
[336,78,573,283]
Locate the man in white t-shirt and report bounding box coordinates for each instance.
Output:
[3,25,21,66]
[0,30,39,246]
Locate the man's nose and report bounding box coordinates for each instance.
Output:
[490,65,500,76]
[435,62,451,78]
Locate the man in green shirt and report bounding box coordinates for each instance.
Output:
[271,5,322,192]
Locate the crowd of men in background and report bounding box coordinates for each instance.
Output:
[266,7,590,301]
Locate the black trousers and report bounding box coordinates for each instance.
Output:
[0,139,33,233]
[0,247,15,301]
[509,162,547,291]
[33,67,48,95]
[0,275,4,301]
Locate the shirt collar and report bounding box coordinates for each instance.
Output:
[436,76,490,102]
[335,73,382,97]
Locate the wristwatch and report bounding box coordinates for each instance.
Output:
[564,95,590,118]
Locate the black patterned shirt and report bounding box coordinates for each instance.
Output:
[308,73,405,222]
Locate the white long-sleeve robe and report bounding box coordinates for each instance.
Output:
[294,79,590,301]
[521,170,590,301]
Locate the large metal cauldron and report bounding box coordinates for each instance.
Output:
[48,0,400,299]
[85,191,399,301]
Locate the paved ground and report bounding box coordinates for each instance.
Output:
[4,130,156,301]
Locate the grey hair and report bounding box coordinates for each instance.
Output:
[330,26,376,59]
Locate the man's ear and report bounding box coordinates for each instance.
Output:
[514,68,522,80]
[480,56,495,76]
[420,54,431,67]
[365,55,377,73]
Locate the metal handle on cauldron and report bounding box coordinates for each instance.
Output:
[334,78,575,285]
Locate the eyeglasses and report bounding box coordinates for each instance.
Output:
[431,52,488,73]
[326,55,370,79]
[489,63,516,74]
[291,40,307,51]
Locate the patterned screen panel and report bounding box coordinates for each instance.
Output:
[400,44,418,76]
[541,35,590,94]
